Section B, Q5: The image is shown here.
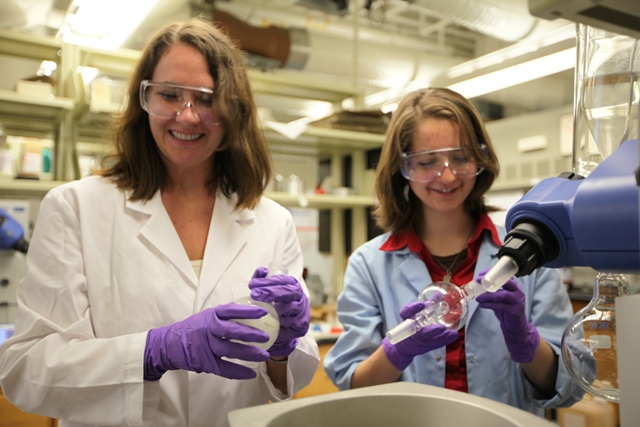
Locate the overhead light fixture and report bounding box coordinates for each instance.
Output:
[365,24,577,108]
[447,47,576,99]
[57,0,160,49]
[434,24,577,99]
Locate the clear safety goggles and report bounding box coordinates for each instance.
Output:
[401,145,486,183]
[139,80,221,126]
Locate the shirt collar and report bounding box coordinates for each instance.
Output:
[379,213,502,253]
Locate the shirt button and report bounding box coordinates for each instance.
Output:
[436,355,442,361]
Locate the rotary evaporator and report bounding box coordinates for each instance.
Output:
[489,20,640,427]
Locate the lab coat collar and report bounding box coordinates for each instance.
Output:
[196,192,253,310]
[396,247,434,296]
[124,189,199,288]
[123,189,254,299]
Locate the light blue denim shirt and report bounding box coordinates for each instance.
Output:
[324,224,584,417]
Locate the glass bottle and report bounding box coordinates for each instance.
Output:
[386,256,518,344]
[561,272,629,402]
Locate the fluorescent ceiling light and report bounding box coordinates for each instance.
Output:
[57,0,160,49]
[365,24,577,108]
[445,24,576,79]
[449,47,576,99]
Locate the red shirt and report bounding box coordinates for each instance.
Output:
[379,214,502,392]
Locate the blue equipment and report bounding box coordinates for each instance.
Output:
[500,139,639,276]
[0,208,29,254]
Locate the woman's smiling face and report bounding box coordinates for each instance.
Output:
[407,118,476,217]
[148,42,225,179]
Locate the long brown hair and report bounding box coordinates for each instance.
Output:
[373,87,500,233]
[96,18,271,209]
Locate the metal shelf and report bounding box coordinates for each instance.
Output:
[248,69,362,105]
[0,90,75,138]
[0,90,74,120]
[264,124,385,156]
[0,180,377,208]
[265,192,377,209]
[0,30,61,62]
[0,179,65,199]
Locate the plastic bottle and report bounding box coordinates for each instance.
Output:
[386,256,519,344]
[231,262,286,349]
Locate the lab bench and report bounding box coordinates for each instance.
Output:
[293,319,342,399]
[0,386,57,427]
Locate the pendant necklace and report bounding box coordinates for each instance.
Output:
[433,227,474,283]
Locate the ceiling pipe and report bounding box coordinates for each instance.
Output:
[211,0,573,109]
[411,0,570,42]
[213,8,294,68]
[212,7,461,90]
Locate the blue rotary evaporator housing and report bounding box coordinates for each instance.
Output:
[500,139,639,276]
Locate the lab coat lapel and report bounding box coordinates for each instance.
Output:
[196,193,252,311]
[126,190,199,288]
[398,251,434,296]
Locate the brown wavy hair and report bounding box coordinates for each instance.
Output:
[96,18,271,209]
[373,87,500,233]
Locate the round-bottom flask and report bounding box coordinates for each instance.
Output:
[385,257,518,345]
[561,272,629,402]
[232,262,285,350]
[386,281,470,344]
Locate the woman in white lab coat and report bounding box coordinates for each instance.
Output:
[0,18,319,427]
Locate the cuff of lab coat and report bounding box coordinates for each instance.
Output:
[128,331,161,426]
[259,334,320,401]
[521,345,583,410]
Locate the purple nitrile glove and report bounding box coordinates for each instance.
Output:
[248,266,310,358]
[382,301,458,371]
[144,303,271,381]
[475,268,540,363]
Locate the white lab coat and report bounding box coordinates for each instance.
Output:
[0,175,320,427]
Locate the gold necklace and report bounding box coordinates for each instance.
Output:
[433,227,474,283]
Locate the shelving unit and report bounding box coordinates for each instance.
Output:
[0,89,74,140]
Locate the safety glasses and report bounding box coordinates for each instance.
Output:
[139,80,221,126]
[401,145,487,183]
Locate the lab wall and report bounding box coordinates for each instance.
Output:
[486,103,574,191]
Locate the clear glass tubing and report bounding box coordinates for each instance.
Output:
[385,256,519,344]
[232,262,287,349]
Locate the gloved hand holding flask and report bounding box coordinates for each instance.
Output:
[143,303,271,381]
[231,263,286,350]
[382,301,458,371]
[475,268,540,363]
[385,256,521,345]
[248,265,310,358]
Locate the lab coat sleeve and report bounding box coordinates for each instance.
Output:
[323,242,386,391]
[0,187,151,426]
[521,267,585,409]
